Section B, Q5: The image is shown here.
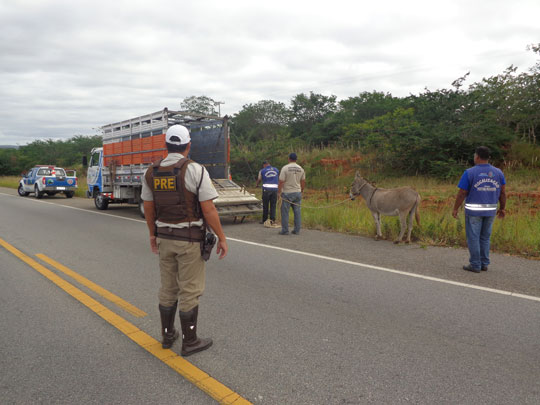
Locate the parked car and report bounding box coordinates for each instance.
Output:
[18,165,77,199]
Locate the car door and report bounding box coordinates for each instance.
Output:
[23,169,35,191]
[87,150,102,191]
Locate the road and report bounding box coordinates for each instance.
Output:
[1,187,539,404]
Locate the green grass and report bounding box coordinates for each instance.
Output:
[298,191,539,259]
[4,166,539,259]
[0,176,19,188]
[250,165,540,260]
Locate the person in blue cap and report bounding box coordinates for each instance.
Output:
[278,153,306,235]
[255,160,280,225]
[452,146,506,273]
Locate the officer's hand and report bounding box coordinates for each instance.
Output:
[216,239,228,259]
[149,236,159,255]
[452,209,459,219]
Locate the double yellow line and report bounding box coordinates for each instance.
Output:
[0,238,251,405]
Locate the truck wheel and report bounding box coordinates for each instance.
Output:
[65,191,75,198]
[138,199,145,219]
[18,185,29,197]
[34,185,44,199]
[94,193,109,210]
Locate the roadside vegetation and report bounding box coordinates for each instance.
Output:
[1,44,538,258]
[246,148,540,260]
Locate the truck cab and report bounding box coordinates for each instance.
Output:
[87,147,110,209]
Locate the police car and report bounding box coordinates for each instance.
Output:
[18,165,78,199]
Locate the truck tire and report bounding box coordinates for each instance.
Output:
[65,191,75,198]
[34,185,44,199]
[18,184,29,197]
[138,199,145,219]
[94,193,109,210]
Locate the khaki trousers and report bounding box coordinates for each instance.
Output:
[157,238,205,312]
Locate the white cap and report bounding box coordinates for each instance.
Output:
[165,125,191,145]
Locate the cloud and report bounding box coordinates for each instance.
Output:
[0,0,538,144]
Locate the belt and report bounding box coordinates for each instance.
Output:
[155,226,205,242]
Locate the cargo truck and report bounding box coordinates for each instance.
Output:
[86,108,261,219]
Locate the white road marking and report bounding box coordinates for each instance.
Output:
[2,191,539,303]
[0,192,144,223]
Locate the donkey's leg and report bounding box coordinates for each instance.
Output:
[405,207,415,243]
[394,211,407,244]
[372,212,382,240]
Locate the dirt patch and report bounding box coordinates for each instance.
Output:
[315,157,363,175]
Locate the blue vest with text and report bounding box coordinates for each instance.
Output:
[458,164,505,216]
[261,166,279,191]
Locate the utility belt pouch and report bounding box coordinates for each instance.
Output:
[201,232,216,261]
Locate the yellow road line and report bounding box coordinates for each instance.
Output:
[1,238,251,405]
[35,254,146,318]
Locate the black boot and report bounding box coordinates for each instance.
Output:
[159,302,179,349]
[179,305,213,356]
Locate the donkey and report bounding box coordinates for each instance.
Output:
[350,172,421,244]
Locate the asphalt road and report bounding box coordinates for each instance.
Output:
[1,187,539,404]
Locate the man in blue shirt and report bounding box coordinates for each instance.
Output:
[452,146,506,273]
[256,161,279,225]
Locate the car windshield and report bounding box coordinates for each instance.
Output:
[55,168,66,176]
[37,168,52,175]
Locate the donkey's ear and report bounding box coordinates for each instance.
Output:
[355,170,361,178]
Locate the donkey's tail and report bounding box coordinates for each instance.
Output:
[414,194,421,226]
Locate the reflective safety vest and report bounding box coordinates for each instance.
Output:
[144,158,201,224]
[261,166,279,191]
[459,164,505,216]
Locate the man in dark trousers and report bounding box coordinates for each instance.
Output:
[141,124,228,356]
[452,146,506,273]
[255,160,279,226]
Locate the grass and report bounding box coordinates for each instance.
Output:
[249,164,540,260]
[3,164,539,259]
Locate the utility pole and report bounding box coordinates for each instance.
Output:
[214,101,225,117]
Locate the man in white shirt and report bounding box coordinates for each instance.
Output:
[278,153,306,235]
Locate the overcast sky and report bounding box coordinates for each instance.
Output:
[1,0,538,145]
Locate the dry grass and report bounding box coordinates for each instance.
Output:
[251,168,540,260]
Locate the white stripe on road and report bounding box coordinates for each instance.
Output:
[227,238,540,303]
[3,191,539,303]
[0,192,144,223]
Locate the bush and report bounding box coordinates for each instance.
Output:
[506,142,540,168]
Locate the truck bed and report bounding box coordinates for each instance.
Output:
[212,179,262,217]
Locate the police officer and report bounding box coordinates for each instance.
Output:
[452,146,506,273]
[141,124,228,356]
[255,160,279,225]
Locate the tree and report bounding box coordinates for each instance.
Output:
[180,96,219,116]
[0,135,102,175]
[289,92,337,141]
[312,91,407,145]
[230,100,289,143]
